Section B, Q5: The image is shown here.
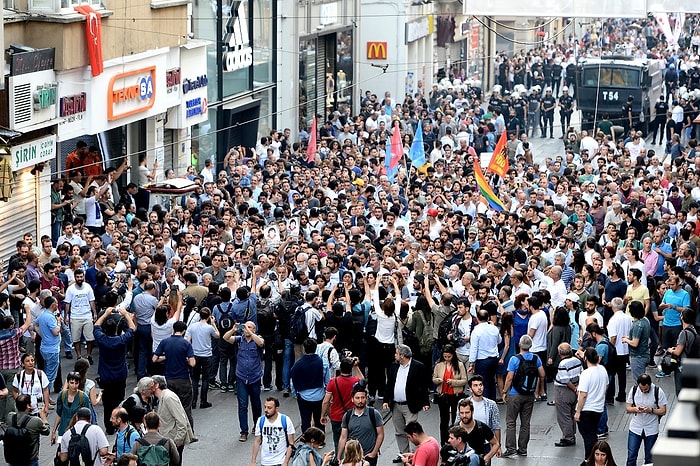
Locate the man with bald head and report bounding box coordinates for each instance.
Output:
[553,343,582,447]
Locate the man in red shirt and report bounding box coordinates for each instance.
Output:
[401,422,439,466]
[65,140,88,181]
[320,356,363,451]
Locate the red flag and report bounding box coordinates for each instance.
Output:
[487,130,509,178]
[307,117,317,163]
[389,121,403,170]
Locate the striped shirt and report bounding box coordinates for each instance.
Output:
[554,356,583,387]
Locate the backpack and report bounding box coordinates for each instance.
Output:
[601,339,618,376]
[290,305,311,344]
[257,297,277,337]
[437,312,458,350]
[682,327,700,359]
[135,437,170,466]
[631,385,662,422]
[472,134,485,153]
[401,325,421,356]
[258,414,292,453]
[216,302,235,334]
[342,407,382,429]
[68,424,98,466]
[512,354,539,395]
[2,414,32,464]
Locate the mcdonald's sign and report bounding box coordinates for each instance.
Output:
[366,42,387,60]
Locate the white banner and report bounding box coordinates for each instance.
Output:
[653,12,675,48]
[464,0,646,18]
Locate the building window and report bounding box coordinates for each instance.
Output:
[29,0,101,13]
[4,0,15,9]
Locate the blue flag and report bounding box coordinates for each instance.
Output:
[410,123,426,168]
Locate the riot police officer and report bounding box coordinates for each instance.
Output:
[540,87,557,138]
[651,95,669,145]
[527,87,541,138]
[559,87,574,138]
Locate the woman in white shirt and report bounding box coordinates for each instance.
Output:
[365,273,399,402]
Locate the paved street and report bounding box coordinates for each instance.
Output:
[27,337,680,466]
[23,113,680,466]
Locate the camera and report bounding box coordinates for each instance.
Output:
[269,273,278,281]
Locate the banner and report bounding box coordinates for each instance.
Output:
[487,130,509,178]
[307,117,317,163]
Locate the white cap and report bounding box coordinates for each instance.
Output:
[565,292,579,302]
[562,86,569,91]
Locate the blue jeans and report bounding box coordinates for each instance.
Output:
[236,377,261,435]
[281,338,294,390]
[626,430,657,466]
[597,403,608,434]
[219,342,236,386]
[41,350,60,387]
[135,324,152,379]
[61,321,73,353]
[51,221,62,247]
[474,356,499,401]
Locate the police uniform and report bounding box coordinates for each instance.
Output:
[559,92,574,136]
[652,98,669,145]
[527,92,541,137]
[540,91,557,138]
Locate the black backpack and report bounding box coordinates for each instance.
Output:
[2,414,32,464]
[512,354,539,395]
[472,134,485,153]
[437,312,458,350]
[289,305,311,344]
[68,424,98,466]
[257,297,277,337]
[682,327,700,359]
[216,302,235,334]
[601,339,618,376]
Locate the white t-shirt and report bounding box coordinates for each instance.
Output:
[12,369,50,414]
[255,414,296,466]
[528,310,548,352]
[151,316,178,352]
[578,365,609,413]
[455,317,473,357]
[59,420,109,466]
[579,312,604,334]
[607,311,632,356]
[64,284,95,319]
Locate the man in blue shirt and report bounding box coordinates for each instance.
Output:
[94,285,136,435]
[291,338,326,435]
[35,296,61,392]
[656,275,690,378]
[222,320,264,442]
[153,321,196,431]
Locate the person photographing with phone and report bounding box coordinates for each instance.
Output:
[185,307,220,409]
[222,320,264,442]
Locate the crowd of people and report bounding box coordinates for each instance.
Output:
[2,14,700,466]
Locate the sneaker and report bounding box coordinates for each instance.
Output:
[502,449,517,458]
[65,352,73,360]
[496,398,505,404]
[283,389,290,398]
[209,380,219,390]
[537,394,547,402]
[517,451,527,456]
[221,385,229,393]
[200,402,212,409]
[87,355,94,365]
[647,361,657,367]
[655,371,669,378]
[615,395,626,402]
[597,432,609,440]
[239,433,248,442]
[263,386,272,392]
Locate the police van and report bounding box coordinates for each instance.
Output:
[576,55,663,134]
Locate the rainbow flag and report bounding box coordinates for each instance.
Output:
[474,159,506,211]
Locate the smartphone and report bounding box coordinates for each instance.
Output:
[238,323,245,331]
[170,285,179,297]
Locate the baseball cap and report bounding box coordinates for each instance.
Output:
[565,292,579,302]
[426,208,439,217]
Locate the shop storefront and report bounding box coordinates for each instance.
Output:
[453,16,485,83]
[56,46,188,184]
[2,46,61,251]
[299,26,354,131]
[191,0,276,170]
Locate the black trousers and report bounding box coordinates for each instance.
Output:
[101,379,126,435]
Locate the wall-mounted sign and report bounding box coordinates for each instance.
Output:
[33,83,57,111]
[60,93,87,118]
[107,66,156,121]
[367,42,387,60]
[183,75,208,94]
[319,2,338,26]
[10,48,55,76]
[186,97,208,118]
[406,16,433,44]
[223,1,253,72]
[166,68,181,94]
[11,134,57,171]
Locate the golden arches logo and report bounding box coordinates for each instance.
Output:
[367,42,387,60]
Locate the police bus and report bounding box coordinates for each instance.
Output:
[576,55,663,135]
